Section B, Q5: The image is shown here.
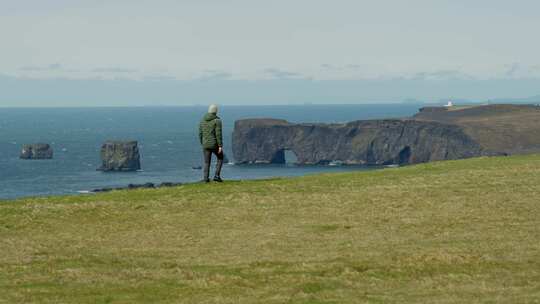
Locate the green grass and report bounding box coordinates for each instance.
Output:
[1,155,540,303]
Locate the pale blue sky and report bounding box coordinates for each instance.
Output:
[1,0,540,106]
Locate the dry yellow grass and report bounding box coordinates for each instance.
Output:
[1,154,540,303]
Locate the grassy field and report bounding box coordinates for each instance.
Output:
[1,155,540,303]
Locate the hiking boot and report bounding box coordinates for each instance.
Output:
[213,176,223,183]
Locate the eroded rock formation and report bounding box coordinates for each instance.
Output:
[20,143,53,159]
[98,141,141,171]
[233,104,540,166]
[233,119,484,165]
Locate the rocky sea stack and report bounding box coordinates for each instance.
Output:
[20,143,53,159]
[98,141,141,172]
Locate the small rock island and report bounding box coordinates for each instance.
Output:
[20,143,53,159]
[232,104,540,166]
[98,140,141,171]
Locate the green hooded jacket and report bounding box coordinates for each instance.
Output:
[199,113,223,149]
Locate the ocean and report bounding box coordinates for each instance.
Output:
[0,104,421,200]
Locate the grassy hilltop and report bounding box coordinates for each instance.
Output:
[1,155,540,303]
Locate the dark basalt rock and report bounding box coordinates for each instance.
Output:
[98,141,141,171]
[92,188,113,193]
[91,181,182,193]
[20,143,53,159]
[159,182,183,187]
[232,119,485,166]
[128,183,154,189]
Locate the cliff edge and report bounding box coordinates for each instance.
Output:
[232,104,540,166]
[414,104,540,155]
[233,119,484,165]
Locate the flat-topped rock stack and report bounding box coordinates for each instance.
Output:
[98,140,141,172]
[20,143,53,159]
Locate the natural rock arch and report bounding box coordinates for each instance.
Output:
[398,146,412,165]
[232,119,485,166]
[270,148,299,164]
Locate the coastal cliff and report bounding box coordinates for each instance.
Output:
[414,104,540,155]
[232,119,483,165]
[232,104,540,166]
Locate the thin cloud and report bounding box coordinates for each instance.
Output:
[143,75,178,81]
[264,68,304,79]
[19,63,62,71]
[345,64,362,70]
[92,67,139,73]
[412,70,473,80]
[529,65,540,76]
[504,63,520,78]
[320,64,334,70]
[196,70,233,81]
[321,64,363,70]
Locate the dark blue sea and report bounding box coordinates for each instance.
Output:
[0,104,421,200]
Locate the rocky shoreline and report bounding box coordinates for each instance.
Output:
[89,181,185,193]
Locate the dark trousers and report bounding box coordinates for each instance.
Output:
[203,148,223,180]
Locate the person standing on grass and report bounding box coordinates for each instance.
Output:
[199,104,224,183]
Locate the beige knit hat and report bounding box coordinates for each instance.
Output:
[208,104,218,114]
